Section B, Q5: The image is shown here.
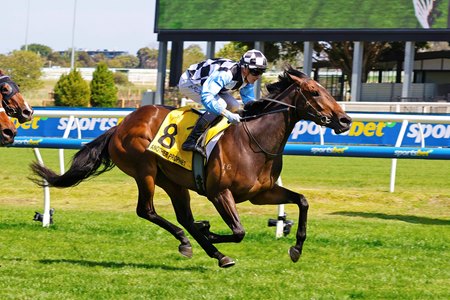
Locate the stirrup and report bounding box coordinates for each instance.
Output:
[182,141,206,158]
[193,144,206,158]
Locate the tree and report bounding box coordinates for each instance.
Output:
[47,51,70,67]
[216,42,249,61]
[137,47,158,68]
[90,62,118,107]
[214,41,295,68]
[182,44,205,70]
[76,51,95,67]
[107,55,139,68]
[113,72,132,86]
[53,69,90,107]
[21,43,53,58]
[0,50,44,91]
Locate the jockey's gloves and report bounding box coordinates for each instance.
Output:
[223,110,241,124]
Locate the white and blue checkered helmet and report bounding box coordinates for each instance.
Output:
[240,49,267,71]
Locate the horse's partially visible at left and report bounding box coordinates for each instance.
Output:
[0,70,34,123]
[0,70,30,145]
[0,108,16,145]
[30,66,352,268]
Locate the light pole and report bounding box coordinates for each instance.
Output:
[70,0,78,70]
[24,0,31,51]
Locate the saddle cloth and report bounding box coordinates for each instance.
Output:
[148,107,230,170]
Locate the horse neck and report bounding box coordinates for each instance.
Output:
[243,104,296,156]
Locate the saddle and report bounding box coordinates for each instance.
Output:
[148,107,230,170]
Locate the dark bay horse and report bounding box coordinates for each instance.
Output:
[0,70,33,145]
[0,108,16,145]
[30,66,352,268]
[0,70,34,123]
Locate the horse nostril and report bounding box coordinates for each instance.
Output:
[2,128,16,139]
[23,109,34,118]
[340,116,352,125]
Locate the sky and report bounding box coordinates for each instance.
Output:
[4,0,160,56]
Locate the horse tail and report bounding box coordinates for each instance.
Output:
[30,126,117,188]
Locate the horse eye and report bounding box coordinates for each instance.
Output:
[311,91,319,97]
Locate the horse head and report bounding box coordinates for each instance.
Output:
[267,66,352,134]
[0,70,34,123]
[0,108,17,146]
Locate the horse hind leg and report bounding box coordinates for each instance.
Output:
[135,175,193,258]
[156,172,235,268]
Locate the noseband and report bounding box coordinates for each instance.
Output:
[0,75,20,114]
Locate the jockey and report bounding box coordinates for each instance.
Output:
[178,49,267,157]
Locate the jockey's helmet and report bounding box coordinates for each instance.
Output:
[240,49,267,74]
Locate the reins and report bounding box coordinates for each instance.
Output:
[241,83,298,157]
[240,83,297,121]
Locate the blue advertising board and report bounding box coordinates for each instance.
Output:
[14,107,133,139]
[288,120,450,147]
[12,108,450,148]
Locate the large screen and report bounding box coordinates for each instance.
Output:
[156,0,449,30]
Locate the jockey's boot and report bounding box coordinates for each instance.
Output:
[182,111,217,157]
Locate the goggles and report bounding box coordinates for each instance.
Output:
[249,68,265,76]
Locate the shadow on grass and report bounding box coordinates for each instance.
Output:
[330,211,450,225]
[38,258,209,272]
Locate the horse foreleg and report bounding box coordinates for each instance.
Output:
[204,189,246,244]
[135,175,192,258]
[249,184,308,263]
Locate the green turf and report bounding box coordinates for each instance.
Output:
[0,148,449,299]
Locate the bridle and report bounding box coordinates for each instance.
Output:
[0,75,20,115]
[242,79,331,157]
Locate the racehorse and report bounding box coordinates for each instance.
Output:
[0,108,16,145]
[0,70,31,145]
[30,66,352,268]
[0,70,34,123]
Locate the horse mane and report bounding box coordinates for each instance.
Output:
[243,65,309,116]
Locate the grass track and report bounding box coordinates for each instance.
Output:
[0,148,449,299]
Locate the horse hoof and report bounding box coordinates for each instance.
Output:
[218,256,235,268]
[288,246,301,262]
[179,244,193,258]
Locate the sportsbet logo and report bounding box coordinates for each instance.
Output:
[13,117,44,129]
[407,124,450,143]
[394,149,433,157]
[346,121,390,137]
[291,121,392,138]
[311,146,348,154]
[13,117,126,131]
